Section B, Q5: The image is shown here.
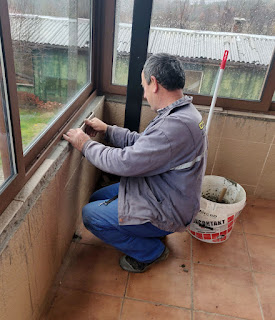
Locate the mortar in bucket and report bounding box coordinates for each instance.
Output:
[188,175,246,243]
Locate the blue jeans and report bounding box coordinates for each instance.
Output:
[82,183,171,263]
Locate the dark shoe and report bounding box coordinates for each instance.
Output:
[119,247,169,273]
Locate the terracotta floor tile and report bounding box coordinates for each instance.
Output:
[193,264,262,319]
[238,200,253,216]
[243,205,275,237]
[233,204,246,230]
[126,257,191,308]
[121,299,191,320]
[194,311,246,320]
[45,287,122,320]
[42,198,275,319]
[254,273,275,320]
[245,195,256,206]
[251,198,275,208]
[246,234,275,274]
[164,231,191,259]
[60,244,128,296]
[192,232,251,270]
[232,217,243,233]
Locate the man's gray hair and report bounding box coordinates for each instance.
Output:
[143,53,185,91]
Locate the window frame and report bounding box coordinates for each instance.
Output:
[98,0,275,114]
[0,0,25,213]
[0,0,97,214]
[98,0,127,96]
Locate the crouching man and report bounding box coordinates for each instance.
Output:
[63,53,207,273]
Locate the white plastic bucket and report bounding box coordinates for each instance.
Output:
[188,175,246,243]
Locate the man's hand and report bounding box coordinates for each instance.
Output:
[84,117,108,137]
[63,128,91,152]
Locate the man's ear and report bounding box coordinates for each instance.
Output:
[150,76,158,93]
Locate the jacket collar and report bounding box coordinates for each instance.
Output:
[156,95,193,116]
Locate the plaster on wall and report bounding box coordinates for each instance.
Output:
[0,95,105,319]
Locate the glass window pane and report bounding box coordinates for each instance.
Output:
[0,37,16,191]
[112,0,275,101]
[112,0,134,85]
[149,0,275,100]
[8,0,92,151]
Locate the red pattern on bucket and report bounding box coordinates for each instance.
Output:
[212,236,227,242]
[211,233,220,239]
[188,211,244,243]
[228,221,234,228]
[188,226,233,243]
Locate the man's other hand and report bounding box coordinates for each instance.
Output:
[63,128,91,152]
[84,117,108,137]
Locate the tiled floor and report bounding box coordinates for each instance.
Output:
[42,197,275,320]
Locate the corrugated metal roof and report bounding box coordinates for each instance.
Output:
[120,23,275,66]
[9,14,275,66]
[10,14,90,48]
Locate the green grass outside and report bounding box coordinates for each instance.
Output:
[19,109,59,149]
[0,108,60,183]
[1,108,60,180]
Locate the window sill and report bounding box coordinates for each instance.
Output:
[0,95,105,255]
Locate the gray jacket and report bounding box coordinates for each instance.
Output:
[82,96,207,232]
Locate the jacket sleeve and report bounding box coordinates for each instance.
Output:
[82,124,173,177]
[105,125,141,148]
